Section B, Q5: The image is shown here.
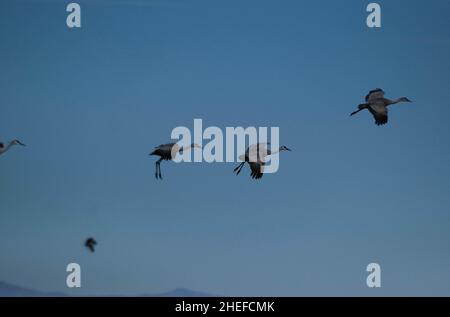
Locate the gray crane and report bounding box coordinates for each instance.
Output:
[150,143,201,179]
[0,139,25,156]
[234,143,291,180]
[350,89,412,125]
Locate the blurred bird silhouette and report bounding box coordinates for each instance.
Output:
[85,237,97,253]
[0,139,26,156]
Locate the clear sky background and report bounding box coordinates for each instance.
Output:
[1,0,450,296]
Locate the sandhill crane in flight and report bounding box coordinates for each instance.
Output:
[0,139,26,156]
[85,237,97,253]
[350,89,412,125]
[234,143,291,180]
[150,143,202,179]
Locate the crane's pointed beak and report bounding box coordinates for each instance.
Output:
[18,142,26,146]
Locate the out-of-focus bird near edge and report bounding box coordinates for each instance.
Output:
[234,143,291,180]
[0,139,25,156]
[149,143,201,179]
[85,238,97,253]
[350,89,412,125]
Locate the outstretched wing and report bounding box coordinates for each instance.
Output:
[368,102,388,126]
[151,143,178,159]
[249,162,264,180]
[365,88,385,103]
[155,143,176,150]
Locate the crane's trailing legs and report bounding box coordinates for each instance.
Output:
[155,158,163,179]
[350,104,367,117]
[233,162,245,175]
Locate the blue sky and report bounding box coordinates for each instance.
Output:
[1,0,450,296]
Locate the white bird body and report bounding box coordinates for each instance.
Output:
[351,89,412,125]
[0,139,26,156]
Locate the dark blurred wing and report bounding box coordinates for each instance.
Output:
[85,240,95,252]
[156,143,176,151]
[249,162,264,180]
[365,88,385,102]
[151,143,178,159]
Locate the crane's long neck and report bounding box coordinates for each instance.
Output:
[387,98,403,106]
[270,149,281,155]
[181,145,193,151]
[269,149,280,155]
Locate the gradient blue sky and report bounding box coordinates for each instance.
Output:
[1,0,450,296]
